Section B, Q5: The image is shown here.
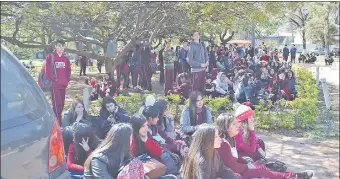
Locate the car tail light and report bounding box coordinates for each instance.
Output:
[48,120,65,173]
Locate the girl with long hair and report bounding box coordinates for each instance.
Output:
[143,106,188,158]
[149,99,175,138]
[84,123,145,179]
[67,122,100,174]
[287,70,297,101]
[233,104,266,162]
[98,96,130,139]
[215,113,314,179]
[62,99,90,127]
[180,91,213,136]
[180,124,237,179]
[129,114,178,178]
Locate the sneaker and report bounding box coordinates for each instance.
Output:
[297,170,314,179]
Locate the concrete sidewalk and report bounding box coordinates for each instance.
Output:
[258,133,339,179]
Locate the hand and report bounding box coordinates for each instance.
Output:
[76,111,83,122]
[79,137,90,152]
[248,116,255,130]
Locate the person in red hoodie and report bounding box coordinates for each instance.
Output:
[67,122,100,174]
[216,113,314,179]
[45,39,71,125]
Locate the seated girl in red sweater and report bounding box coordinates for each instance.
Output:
[67,122,100,174]
[130,114,179,176]
[234,104,266,162]
[143,106,188,158]
[168,73,192,99]
[216,113,314,179]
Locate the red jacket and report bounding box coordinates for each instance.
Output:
[67,143,92,172]
[44,50,71,89]
[130,137,162,158]
[234,130,258,153]
[217,141,248,174]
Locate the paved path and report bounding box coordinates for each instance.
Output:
[296,60,339,86]
[258,133,339,179]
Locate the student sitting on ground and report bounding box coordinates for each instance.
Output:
[215,113,314,179]
[98,96,130,139]
[180,124,238,179]
[67,122,100,175]
[130,114,178,177]
[62,99,91,128]
[168,73,192,100]
[84,123,145,179]
[180,91,213,143]
[205,76,215,97]
[143,106,188,160]
[138,94,156,114]
[278,68,290,100]
[153,99,176,139]
[235,73,253,103]
[287,70,297,101]
[325,53,334,65]
[234,104,266,162]
[212,72,233,98]
[89,84,100,101]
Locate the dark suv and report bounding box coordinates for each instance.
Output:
[1,45,69,179]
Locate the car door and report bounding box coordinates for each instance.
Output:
[1,47,56,179]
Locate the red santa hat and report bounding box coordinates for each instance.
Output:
[234,104,254,121]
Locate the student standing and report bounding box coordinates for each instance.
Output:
[163,39,176,95]
[79,51,88,76]
[282,45,289,62]
[179,41,189,73]
[187,30,209,95]
[131,44,143,90]
[45,39,71,125]
[159,45,165,85]
[290,45,297,63]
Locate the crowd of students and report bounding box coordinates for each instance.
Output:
[83,30,299,108]
[61,92,314,179]
[41,36,314,179]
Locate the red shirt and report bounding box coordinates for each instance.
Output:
[44,50,71,89]
[217,141,248,174]
[67,143,92,172]
[234,130,258,153]
[130,137,162,158]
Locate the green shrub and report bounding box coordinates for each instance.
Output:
[254,67,319,129]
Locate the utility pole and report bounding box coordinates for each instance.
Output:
[251,20,255,47]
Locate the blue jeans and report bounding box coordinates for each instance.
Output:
[160,151,178,175]
[236,84,253,103]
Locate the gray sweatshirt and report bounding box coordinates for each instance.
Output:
[180,107,213,134]
[187,41,209,72]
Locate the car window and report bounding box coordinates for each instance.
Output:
[1,49,46,123]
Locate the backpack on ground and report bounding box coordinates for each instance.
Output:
[38,54,57,91]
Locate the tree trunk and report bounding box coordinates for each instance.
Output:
[302,29,306,50]
[325,13,330,55]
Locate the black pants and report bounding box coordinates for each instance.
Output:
[97,63,102,73]
[80,65,86,76]
[291,56,296,63]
